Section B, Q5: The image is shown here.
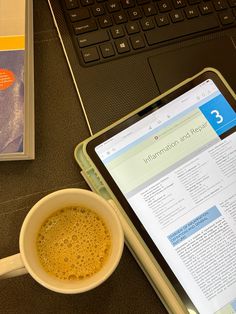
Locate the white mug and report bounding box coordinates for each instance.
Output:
[0,188,124,294]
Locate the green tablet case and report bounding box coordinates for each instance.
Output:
[74,68,236,314]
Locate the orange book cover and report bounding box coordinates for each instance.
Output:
[0,50,25,154]
[0,0,34,160]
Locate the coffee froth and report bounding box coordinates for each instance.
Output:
[36,206,111,281]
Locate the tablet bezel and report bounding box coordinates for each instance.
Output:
[86,70,236,313]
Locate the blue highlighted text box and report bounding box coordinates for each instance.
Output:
[168,206,221,246]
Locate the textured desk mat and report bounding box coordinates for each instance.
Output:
[0,1,167,313]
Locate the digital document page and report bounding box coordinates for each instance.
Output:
[128,132,236,314]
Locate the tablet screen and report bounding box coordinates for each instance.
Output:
[89,73,236,314]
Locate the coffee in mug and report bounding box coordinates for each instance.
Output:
[36,206,112,281]
[0,189,124,294]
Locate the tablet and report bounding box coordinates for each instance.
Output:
[75,68,236,314]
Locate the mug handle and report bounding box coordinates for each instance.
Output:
[0,253,28,279]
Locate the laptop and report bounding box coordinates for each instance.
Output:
[47,0,236,135]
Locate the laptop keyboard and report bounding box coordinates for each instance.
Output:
[61,0,236,66]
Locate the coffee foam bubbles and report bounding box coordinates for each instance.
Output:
[36,206,111,281]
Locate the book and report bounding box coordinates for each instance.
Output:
[0,0,34,161]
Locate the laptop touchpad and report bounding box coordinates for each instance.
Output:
[148,36,236,93]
